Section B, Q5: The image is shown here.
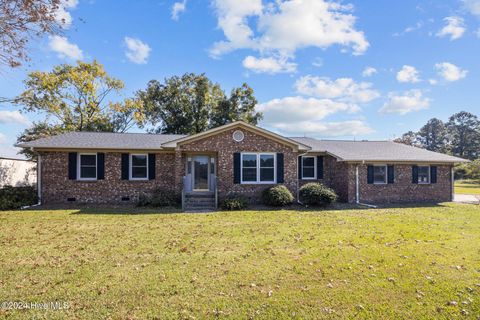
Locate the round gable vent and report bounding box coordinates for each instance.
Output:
[233,130,245,142]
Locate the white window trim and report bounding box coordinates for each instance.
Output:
[129,154,149,181]
[373,164,387,185]
[240,152,276,184]
[417,165,431,184]
[301,156,317,180]
[77,153,97,181]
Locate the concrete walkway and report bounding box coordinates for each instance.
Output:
[454,194,480,204]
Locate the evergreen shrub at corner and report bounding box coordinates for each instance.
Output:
[299,183,338,206]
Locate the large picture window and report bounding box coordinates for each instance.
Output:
[241,153,276,184]
[373,165,387,184]
[302,156,316,179]
[78,153,97,180]
[417,166,430,184]
[130,154,148,180]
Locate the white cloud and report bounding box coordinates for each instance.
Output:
[171,0,187,21]
[312,57,323,68]
[48,35,83,60]
[380,90,430,115]
[476,28,480,38]
[210,0,369,66]
[124,37,151,64]
[0,111,31,125]
[270,120,374,136]
[257,96,371,137]
[294,76,380,103]
[436,16,466,40]
[362,66,377,77]
[0,133,6,144]
[242,55,297,74]
[54,0,78,29]
[257,96,359,123]
[463,0,480,16]
[428,78,438,85]
[435,62,468,82]
[396,65,420,83]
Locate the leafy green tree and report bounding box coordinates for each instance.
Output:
[417,118,447,152]
[210,83,260,127]
[394,131,420,147]
[16,122,65,159]
[447,111,480,160]
[11,60,145,158]
[137,73,262,134]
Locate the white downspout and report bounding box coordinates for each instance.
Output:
[356,161,378,208]
[451,165,455,201]
[355,164,359,204]
[296,150,309,205]
[21,153,42,209]
[37,153,42,205]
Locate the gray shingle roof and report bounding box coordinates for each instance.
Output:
[16,130,468,163]
[290,137,468,163]
[16,132,186,150]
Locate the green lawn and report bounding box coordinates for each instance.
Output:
[455,180,480,195]
[0,204,479,319]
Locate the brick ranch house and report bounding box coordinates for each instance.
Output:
[18,121,468,210]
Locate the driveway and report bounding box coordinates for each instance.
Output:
[454,194,480,204]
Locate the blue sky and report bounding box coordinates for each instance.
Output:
[1,0,480,158]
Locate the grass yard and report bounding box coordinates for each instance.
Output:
[456,180,480,195]
[0,204,479,319]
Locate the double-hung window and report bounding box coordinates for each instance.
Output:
[417,166,430,184]
[78,153,97,180]
[241,153,276,184]
[373,165,387,184]
[130,154,148,180]
[302,156,316,179]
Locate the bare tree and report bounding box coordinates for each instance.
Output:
[0,0,61,68]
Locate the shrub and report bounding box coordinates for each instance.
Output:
[299,183,338,206]
[137,188,181,207]
[262,185,294,207]
[221,194,248,211]
[0,186,38,211]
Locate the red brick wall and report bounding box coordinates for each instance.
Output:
[177,128,299,202]
[346,163,453,204]
[38,133,454,206]
[40,152,176,204]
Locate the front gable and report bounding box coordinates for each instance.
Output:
[161,121,311,152]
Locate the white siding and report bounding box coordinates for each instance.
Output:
[0,158,36,187]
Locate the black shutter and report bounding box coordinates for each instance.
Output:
[277,153,284,183]
[317,156,324,180]
[148,154,156,180]
[97,153,105,180]
[412,165,419,184]
[121,153,129,180]
[387,165,394,184]
[233,153,241,184]
[298,156,302,179]
[68,152,77,180]
[430,166,437,184]
[367,165,374,184]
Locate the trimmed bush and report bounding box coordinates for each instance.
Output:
[0,186,38,211]
[262,185,294,207]
[137,188,181,207]
[299,183,337,206]
[221,194,249,211]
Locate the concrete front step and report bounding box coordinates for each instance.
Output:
[184,192,216,211]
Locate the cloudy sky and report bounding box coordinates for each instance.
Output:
[1,0,480,158]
